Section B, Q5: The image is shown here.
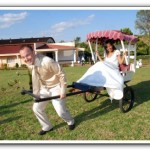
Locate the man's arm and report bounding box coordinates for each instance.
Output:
[49,61,67,99]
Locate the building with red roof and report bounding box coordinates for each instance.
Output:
[0,37,77,68]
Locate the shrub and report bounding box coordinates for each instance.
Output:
[15,63,19,68]
[3,63,8,69]
[21,64,27,68]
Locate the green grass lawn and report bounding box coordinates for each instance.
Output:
[0,66,150,141]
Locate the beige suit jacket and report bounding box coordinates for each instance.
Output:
[28,54,67,95]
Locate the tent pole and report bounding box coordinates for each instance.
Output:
[134,44,137,71]
[121,40,128,65]
[127,42,131,63]
[88,40,95,63]
[95,38,98,61]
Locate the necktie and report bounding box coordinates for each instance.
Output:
[32,65,40,96]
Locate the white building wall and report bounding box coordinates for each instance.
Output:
[58,50,74,61]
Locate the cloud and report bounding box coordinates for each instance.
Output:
[51,14,95,33]
[0,12,28,29]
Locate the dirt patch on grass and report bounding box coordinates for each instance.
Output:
[142,65,150,68]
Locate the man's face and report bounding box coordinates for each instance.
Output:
[19,47,35,65]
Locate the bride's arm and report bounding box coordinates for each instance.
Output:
[117,51,127,64]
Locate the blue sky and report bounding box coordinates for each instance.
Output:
[0,9,139,42]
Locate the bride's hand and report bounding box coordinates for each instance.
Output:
[96,50,100,55]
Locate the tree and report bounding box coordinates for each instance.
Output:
[135,10,150,35]
[121,28,133,35]
[135,10,150,55]
[59,40,65,43]
[74,37,81,47]
[136,39,149,55]
[139,36,150,55]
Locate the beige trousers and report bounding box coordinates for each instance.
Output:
[32,85,74,131]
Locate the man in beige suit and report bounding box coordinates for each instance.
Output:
[19,45,75,135]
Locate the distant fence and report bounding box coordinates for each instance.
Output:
[137,55,150,66]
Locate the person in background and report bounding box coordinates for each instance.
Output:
[19,45,75,135]
[81,56,85,66]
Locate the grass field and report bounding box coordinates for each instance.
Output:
[0,66,150,142]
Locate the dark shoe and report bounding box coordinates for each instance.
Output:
[38,128,53,135]
[68,123,75,130]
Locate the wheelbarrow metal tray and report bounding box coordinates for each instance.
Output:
[71,82,103,92]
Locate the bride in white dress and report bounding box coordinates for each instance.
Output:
[77,40,126,100]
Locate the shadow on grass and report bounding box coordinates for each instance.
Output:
[45,98,112,131]
[131,80,150,108]
[0,109,16,116]
[0,98,32,138]
[43,97,118,131]
[54,122,66,130]
[0,99,31,120]
[0,115,22,125]
[74,97,119,127]
[0,99,31,109]
[72,80,150,128]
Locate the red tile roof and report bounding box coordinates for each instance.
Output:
[0,44,75,55]
[0,45,23,54]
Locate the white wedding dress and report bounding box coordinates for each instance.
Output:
[77,50,124,100]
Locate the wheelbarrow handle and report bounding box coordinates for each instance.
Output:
[21,82,102,102]
[21,89,88,102]
[21,89,40,100]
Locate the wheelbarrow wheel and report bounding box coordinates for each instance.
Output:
[83,92,98,102]
[119,86,134,113]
